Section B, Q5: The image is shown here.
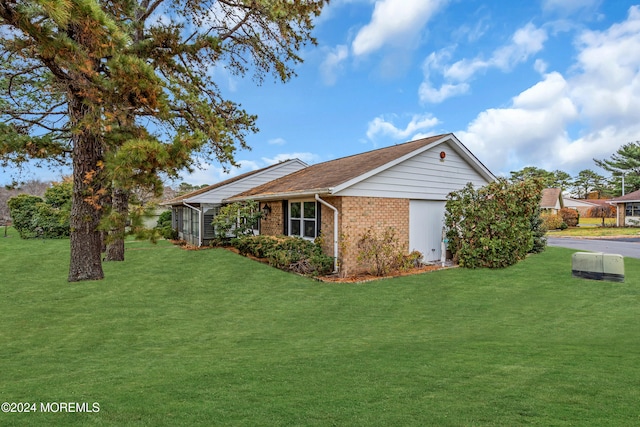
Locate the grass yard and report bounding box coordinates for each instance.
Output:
[578,217,617,227]
[1,227,639,426]
[549,225,640,238]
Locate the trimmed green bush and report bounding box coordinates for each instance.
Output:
[232,235,333,277]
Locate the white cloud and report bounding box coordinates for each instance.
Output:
[445,23,547,80]
[458,7,640,176]
[491,23,548,71]
[320,45,349,85]
[179,160,261,186]
[456,72,578,174]
[418,81,469,104]
[570,5,640,129]
[420,23,547,104]
[534,59,548,74]
[262,152,322,165]
[352,0,447,56]
[366,114,440,141]
[268,138,287,146]
[419,48,471,103]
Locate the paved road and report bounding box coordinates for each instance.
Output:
[547,237,640,259]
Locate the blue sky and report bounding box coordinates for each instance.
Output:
[4,0,640,186]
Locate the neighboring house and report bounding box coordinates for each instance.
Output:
[226,133,495,275]
[161,159,308,245]
[540,188,563,213]
[541,188,604,217]
[562,197,600,217]
[610,189,640,226]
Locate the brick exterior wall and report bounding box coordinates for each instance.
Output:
[259,197,410,276]
[337,197,409,275]
[259,201,285,236]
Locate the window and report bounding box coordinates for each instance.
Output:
[626,202,640,217]
[191,208,199,236]
[290,201,317,239]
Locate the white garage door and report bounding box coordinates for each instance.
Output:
[409,200,446,262]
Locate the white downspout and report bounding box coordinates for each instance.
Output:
[183,202,202,247]
[315,194,339,274]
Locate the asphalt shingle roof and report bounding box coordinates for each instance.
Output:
[161,161,294,206]
[610,189,640,202]
[540,188,562,209]
[229,134,449,200]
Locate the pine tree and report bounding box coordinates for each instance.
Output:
[594,141,640,195]
[1,0,327,280]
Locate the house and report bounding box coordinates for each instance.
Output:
[161,159,308,245]
[563,197,600,217]
[540,188,563,213]
[541,188,605,217]
[610,189,640,226]
[226,133,495,275]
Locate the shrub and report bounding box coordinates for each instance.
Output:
[541,213,564,230]
[155,210,177,239]
[529,204,547,254]
[212,201,261,241]
[559,207,579,227]
[156,210,172,228]
[32,202,70,238]
[445,178,544,269]
[43,178,72,209]
[232,235,333,277]
[356,227,412,276]
[7,180,72,239]
[161,226,178,240]
[7,194,43,238]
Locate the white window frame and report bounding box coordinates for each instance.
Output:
[289,200,317,240]
[625,202,640,217]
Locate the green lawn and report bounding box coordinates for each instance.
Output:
[578,217,617,227]
[1,227,639,426]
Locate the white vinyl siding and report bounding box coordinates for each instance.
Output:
[335,142,487,199]
[187,159,307,204]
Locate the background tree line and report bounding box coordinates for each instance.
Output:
[509,142,640,198]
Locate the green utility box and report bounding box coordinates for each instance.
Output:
[571,252,624,282]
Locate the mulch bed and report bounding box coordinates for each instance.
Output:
[316,263,451,283]
[171,240,454,283]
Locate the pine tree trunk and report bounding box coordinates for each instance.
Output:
[67,96,105,282]
[104,187,129,261]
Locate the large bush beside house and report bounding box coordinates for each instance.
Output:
[232,235,333,277]
[445,178,544,268]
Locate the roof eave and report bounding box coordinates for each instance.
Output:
[224,188,333,203]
